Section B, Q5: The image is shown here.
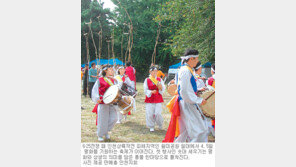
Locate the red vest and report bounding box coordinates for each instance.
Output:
[98,77,115,104]
[125,66,135,81]
[144,77,164,103]
[91,77,115,125]
[208,77,214,86]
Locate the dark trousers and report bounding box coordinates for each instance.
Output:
[88,82,95,98]
[83,81,88,96]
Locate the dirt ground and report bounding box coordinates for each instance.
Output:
[81,82,215,142]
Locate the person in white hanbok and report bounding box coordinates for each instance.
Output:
[143,66,166,132]
[114,66,128,123]
[195,62,215,137]
[91,65,118,142]
[194,62,206,91]
[174,49,209,142]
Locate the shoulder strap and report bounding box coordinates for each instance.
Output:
[103,77,114,86]
[184,65,196,78]
[149,75,159,85]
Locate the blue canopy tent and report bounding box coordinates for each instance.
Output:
[169,62,182,69]
[168,61,213,79]
[202,62,212,68]
[81,58,125,68]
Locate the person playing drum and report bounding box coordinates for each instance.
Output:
[91,65,118,142]
[163,49,208,142]
[115,66,126,90]
[195,62,215,137]
[144,66,166,132]
[114,66,130,123]
[194,62,206,92]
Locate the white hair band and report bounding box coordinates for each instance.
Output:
[99,71,103,76]
[181,54,199,65]
[195,65,202,70]
[149,67,157,71]
[211,67,215,73]
[102,66,108,71]
[116,66,124,75]
[180,54,199,60]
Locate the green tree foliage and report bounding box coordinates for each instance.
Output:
[111,0,177,81]
[81,0,115,64]
[155,0,215,63]
[81,0,215,81]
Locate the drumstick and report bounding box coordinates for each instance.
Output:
[205,91,215,101]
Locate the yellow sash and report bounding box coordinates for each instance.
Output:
[184,65,196,79]
[103,77,114,86]
[115,75,123,82]
[149,75,159,85]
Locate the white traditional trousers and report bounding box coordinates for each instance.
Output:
[175,101,209,142]
[97,104,118,137]
[145,103,163,128]
[116,109,126,122]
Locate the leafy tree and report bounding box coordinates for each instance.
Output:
[81,0,115,64]
[81,0,215,81]
[111,0,177,81]
[155,0,215,63]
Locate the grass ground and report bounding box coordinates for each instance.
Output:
[81,82,214,142]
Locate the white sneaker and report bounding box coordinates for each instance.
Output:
[150,128,154,132]
[98,137,104,142]
[105,134,111,140]
[116,120,121,124]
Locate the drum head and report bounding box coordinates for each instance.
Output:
[201,90,215,119]
[103,85,119,104]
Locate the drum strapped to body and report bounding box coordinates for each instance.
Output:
[121,83,137,98]
[103,85,135,115]
[118,96,134,115]
[200,90,215,119]
[103,85,121,104]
